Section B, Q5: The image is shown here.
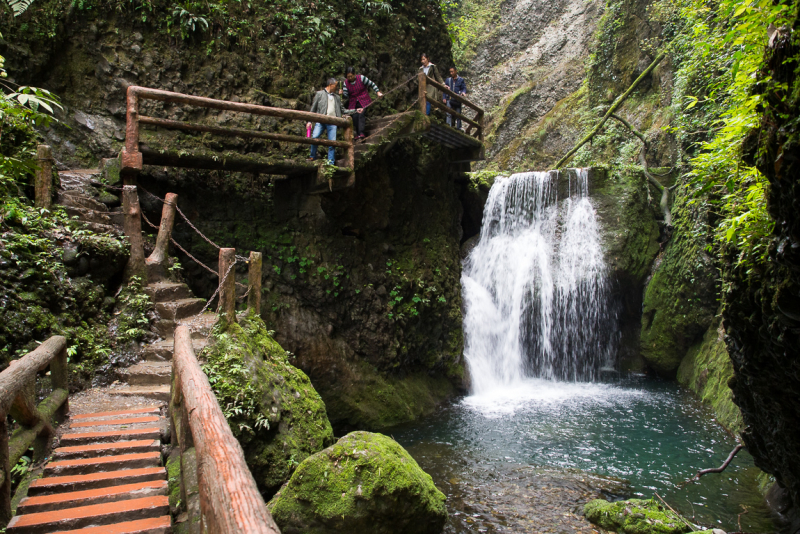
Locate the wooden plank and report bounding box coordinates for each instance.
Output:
[427,99,481,129]
[138,116,351,149]
[172,326,280,533]
[131,86,350,127]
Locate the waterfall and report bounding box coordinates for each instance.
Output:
[462,169,618,393]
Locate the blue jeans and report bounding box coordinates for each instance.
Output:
[426,102,431,115]
[446,101,462,129]
[310,123,337,163]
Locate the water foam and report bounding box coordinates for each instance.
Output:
[462,169,618,394]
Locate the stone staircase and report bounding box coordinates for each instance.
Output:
[57,170,124,235]
[7,406,170,533]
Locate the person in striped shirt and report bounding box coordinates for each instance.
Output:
[340,66,383,140]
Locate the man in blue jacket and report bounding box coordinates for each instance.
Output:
[444,67,467,129]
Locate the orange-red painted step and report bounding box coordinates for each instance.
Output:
[28,467,167,496]
[60,428,161,446]
[70,416,160,428]
[71,406,162,420]
[52,516,171,533]
[17,480,168,514]
[53,440,160,460]
[6,496,169,533]
[45,452,161,476]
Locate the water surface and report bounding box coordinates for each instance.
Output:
[393,377,774,533]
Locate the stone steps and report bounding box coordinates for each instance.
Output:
[119,362,171,387]
[8,406,171,533]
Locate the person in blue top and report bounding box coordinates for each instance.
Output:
[444,67,467,129]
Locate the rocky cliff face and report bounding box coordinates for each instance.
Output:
[724,16,800,523]
[138,137,466,432]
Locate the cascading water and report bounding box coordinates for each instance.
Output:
[462,169,618,393]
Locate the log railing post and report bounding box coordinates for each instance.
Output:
[145,192,178,281]
[123,185,148,284]
[218,248,236,324]
[34,145,53,209]
[121,87,143,185]
[344,116,355,187]
[418,72,427,116]
[247,251,262,316]
[477,110,485,141]
[0,418,9,526]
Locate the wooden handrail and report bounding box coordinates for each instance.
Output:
[121,85,355,180]
[417,74,485,140]
[171,326,280,533]
[424,76,483,113]
[0,336,69,525]
[426,99,481,129]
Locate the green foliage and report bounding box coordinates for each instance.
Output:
[584,498,692,534]
[115,276,153,344]
[439,0,501,67]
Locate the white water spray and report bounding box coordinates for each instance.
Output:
[462,169,618,393]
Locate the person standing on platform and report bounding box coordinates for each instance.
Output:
[307,78,354,165]
[444,67,467,129]
[341,67,383,140]
[419,53,444,116]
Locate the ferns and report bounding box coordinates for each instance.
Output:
[6,0,36,16]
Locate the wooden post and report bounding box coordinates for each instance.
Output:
[218,248,236,324]
[477,110,485,142]
[123,185,148,283]
[418,72,427,116]
[343,116,355,188]
[34,145,53,209]
[247,252,262,316]
[0,418,9,526]
[146,192,178,267]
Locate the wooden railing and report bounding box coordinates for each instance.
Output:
[417,73,485,141]
[170,326,280,533]
[0,336,69,524]
[120,85,355,179]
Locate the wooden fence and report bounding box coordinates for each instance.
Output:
[0,337,69,524]
[417,73,485,141]
[170,325,279,533]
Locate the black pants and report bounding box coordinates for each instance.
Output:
[351,109,366,136]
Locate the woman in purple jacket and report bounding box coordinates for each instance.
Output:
[341,66,384,140]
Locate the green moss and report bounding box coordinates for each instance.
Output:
[201,314,335,495]
[677,318,743,434]
[584,498,692,534]
[268,431,447,534]
[166,451,182,511]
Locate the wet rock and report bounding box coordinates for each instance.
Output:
[268,431,447,534]
[584,498,692,534]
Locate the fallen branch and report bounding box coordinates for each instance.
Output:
[654,492,697,532]
[611,113,648,147]
[687,444,745,483]
[555,50,666,168]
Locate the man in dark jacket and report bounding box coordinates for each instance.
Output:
[307,78,355,164]
[444,67,467,129]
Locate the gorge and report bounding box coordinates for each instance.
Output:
[1,0,799,531]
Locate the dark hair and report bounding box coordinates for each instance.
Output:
[421,52,430,61]
[345,66,356,75]
[326,77,338,87]
[449,66,458,72]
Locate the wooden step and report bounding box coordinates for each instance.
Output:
[155,298,206,321]
[143,338,206,362]
[44,452,161,477]
[27,468,167,496]
[111,386,171,402]
[71,407,162,421]
[6,496,168,533]
[60,428,162,446]
[144,282,192,303]
[51,516,171,533]
[54,440,161,460]
[120,362,171,387]
[70,416,160,429]
[17,481,168,514]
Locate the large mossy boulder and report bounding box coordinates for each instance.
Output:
[201,314,335,496]
[584,498,692,534]
[267,431,447,534]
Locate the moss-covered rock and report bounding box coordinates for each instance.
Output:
[677,318,743,434]
[201,314,334,496]
[267,431,447,534]
[583,498,692,534]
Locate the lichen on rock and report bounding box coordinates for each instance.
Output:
[584,498,692,534]
[200,314,334,496]
[267,431,447,534]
